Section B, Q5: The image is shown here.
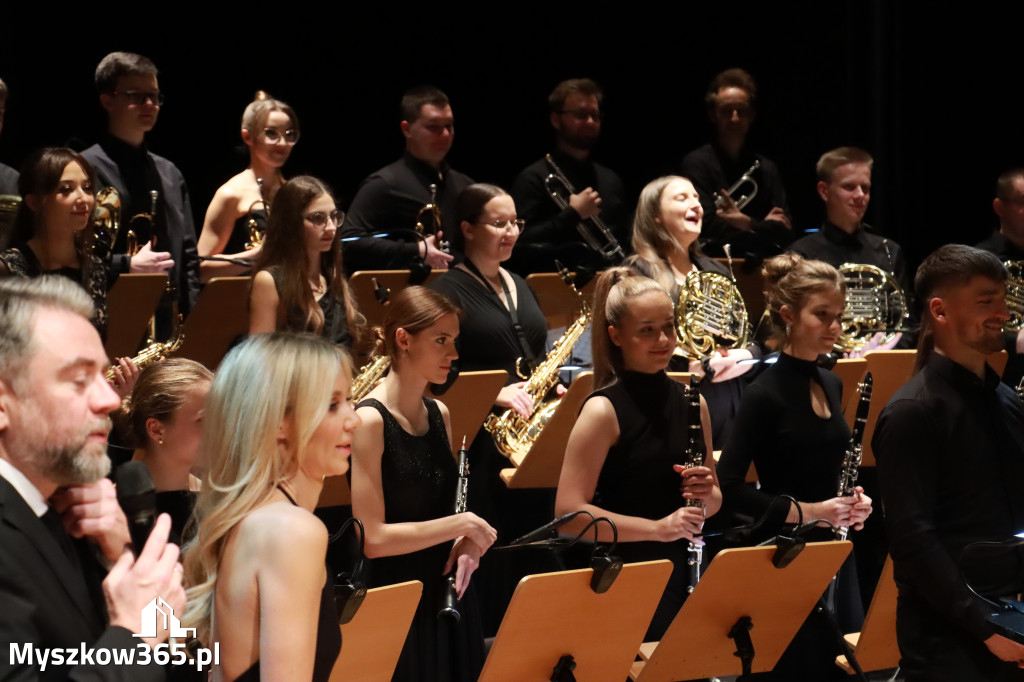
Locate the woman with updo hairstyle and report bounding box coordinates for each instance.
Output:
[116,358,213,546]
[556,266,720,641]
[182,333,360,682]
[197,91,300,281]
[249,175,366,352]
[350,285,492,681]
[626,174,761,449]
[717,253,872,681]
[431,183,556,635]
[0,147,109,334]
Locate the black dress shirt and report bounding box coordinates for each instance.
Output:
[874,352,1024,641]
[976,231,1024,262]
[790,221,910,294]
[680,142,791,259]
[340,153,473,272]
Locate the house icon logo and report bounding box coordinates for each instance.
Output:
[133,597,197,638]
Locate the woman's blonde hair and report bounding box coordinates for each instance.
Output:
[761,253,845,344]
[630,175,704,293]
[592,267,672,389]
[181,332,350,643]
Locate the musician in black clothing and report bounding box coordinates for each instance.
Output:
[874,245,1024,681]
[681,68,792,259]
[340,86,472,273]
[978,168,1024,261]
[510,78,630,274]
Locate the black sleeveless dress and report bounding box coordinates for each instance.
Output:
[588,370,694,641]
[231,488,341,682]
[358,397,485,682]
[226,207,267,255]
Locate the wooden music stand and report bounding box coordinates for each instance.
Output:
[836,555,898,674]
[714,256,766,323]
[834,358,869,430]
[438,370,507,454]
[478,560,673,682]
[173,276,251,371]
[499,372,594,489]
[631,541,852,681]
[349,270,441,330]
[857,350,915,467]
[525,272,599,329]
[331,580,422,682]
[104,273,167,360]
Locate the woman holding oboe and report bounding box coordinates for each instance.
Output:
[717,253,872,681]
[350,286,493,682]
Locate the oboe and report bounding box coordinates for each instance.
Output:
[684,375,707,592]
[837,372,873,541]
[438,436,470,622]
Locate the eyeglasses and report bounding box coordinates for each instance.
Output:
[561,109,601,122]
[304,210,345,228]
[112,90,164,106]
[263,127,300,144]
[478,218,525,230]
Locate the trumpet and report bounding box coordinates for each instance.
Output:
[543,154,624,263]
[713,160,760,211]
[415,183,449,253]
[246,177,269,249]
[126,190,159,257]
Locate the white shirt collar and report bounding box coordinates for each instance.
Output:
[0,457,49,517]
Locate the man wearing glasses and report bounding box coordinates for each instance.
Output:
[81,52,199,330]
[511,78,629,274]
[341,85,473,274]
[681,67,792,259]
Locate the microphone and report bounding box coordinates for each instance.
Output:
[503,512,582,548]
[114,462,157,554]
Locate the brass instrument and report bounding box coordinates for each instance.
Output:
[484,267,590,460]
[1003,261,1024,332]
[126,190,159,257]
[543,154,625,263]
[674,262,749,359]
[835,263,907,354]
[0,194,22,239]
[351,355,391,403]
[90,187,121,260]
[713,159,760,211]
[837,372,872,541]
[415,183,448,253]
[438,436,470,622]
[246,178,268,249]
[683,375,707,592]
[106,315,185,383]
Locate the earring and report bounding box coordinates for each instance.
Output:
[158,438,164,446]
[785,323,792,337]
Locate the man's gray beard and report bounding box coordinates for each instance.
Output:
[41,439,111,485]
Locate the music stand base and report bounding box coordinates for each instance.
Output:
[729,615,755,680]
[550,654,577,682]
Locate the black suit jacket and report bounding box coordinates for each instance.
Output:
[0,476,163,681]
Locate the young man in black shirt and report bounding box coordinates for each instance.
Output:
[874,244,1024,681]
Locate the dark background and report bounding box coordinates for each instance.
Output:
[0,2,1019,273]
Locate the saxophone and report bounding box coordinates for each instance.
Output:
[106,315,185,382]
[483,268,590,460]
[351,355,391,403]
[836,372,873,540]
[683,374,706,592]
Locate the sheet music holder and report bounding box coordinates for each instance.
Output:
[349,270,441,330]
[630,541,852,681]
[331,580,422,682]
[478,560,673,682]
[524,271,599,330]
[836,555,898,674]
[104,273,167,359]
[499,371,594,489]
[173,276,251,371]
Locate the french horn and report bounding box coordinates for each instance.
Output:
[1003,260,1024,333]
[835,263,907,354]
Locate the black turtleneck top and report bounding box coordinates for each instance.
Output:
[589,370,691,521]
[718,352,850,524]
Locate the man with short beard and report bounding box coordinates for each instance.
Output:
[0,276,185,681]
[511,78,630,274]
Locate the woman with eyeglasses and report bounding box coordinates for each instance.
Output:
[0,147,109,335]
[431,183,560,635]
[249,176,366,351]
[198,91,299,281]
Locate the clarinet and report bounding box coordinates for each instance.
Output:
[684,375,707,593]
[836,373,873,541]
[438,436,470,622]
